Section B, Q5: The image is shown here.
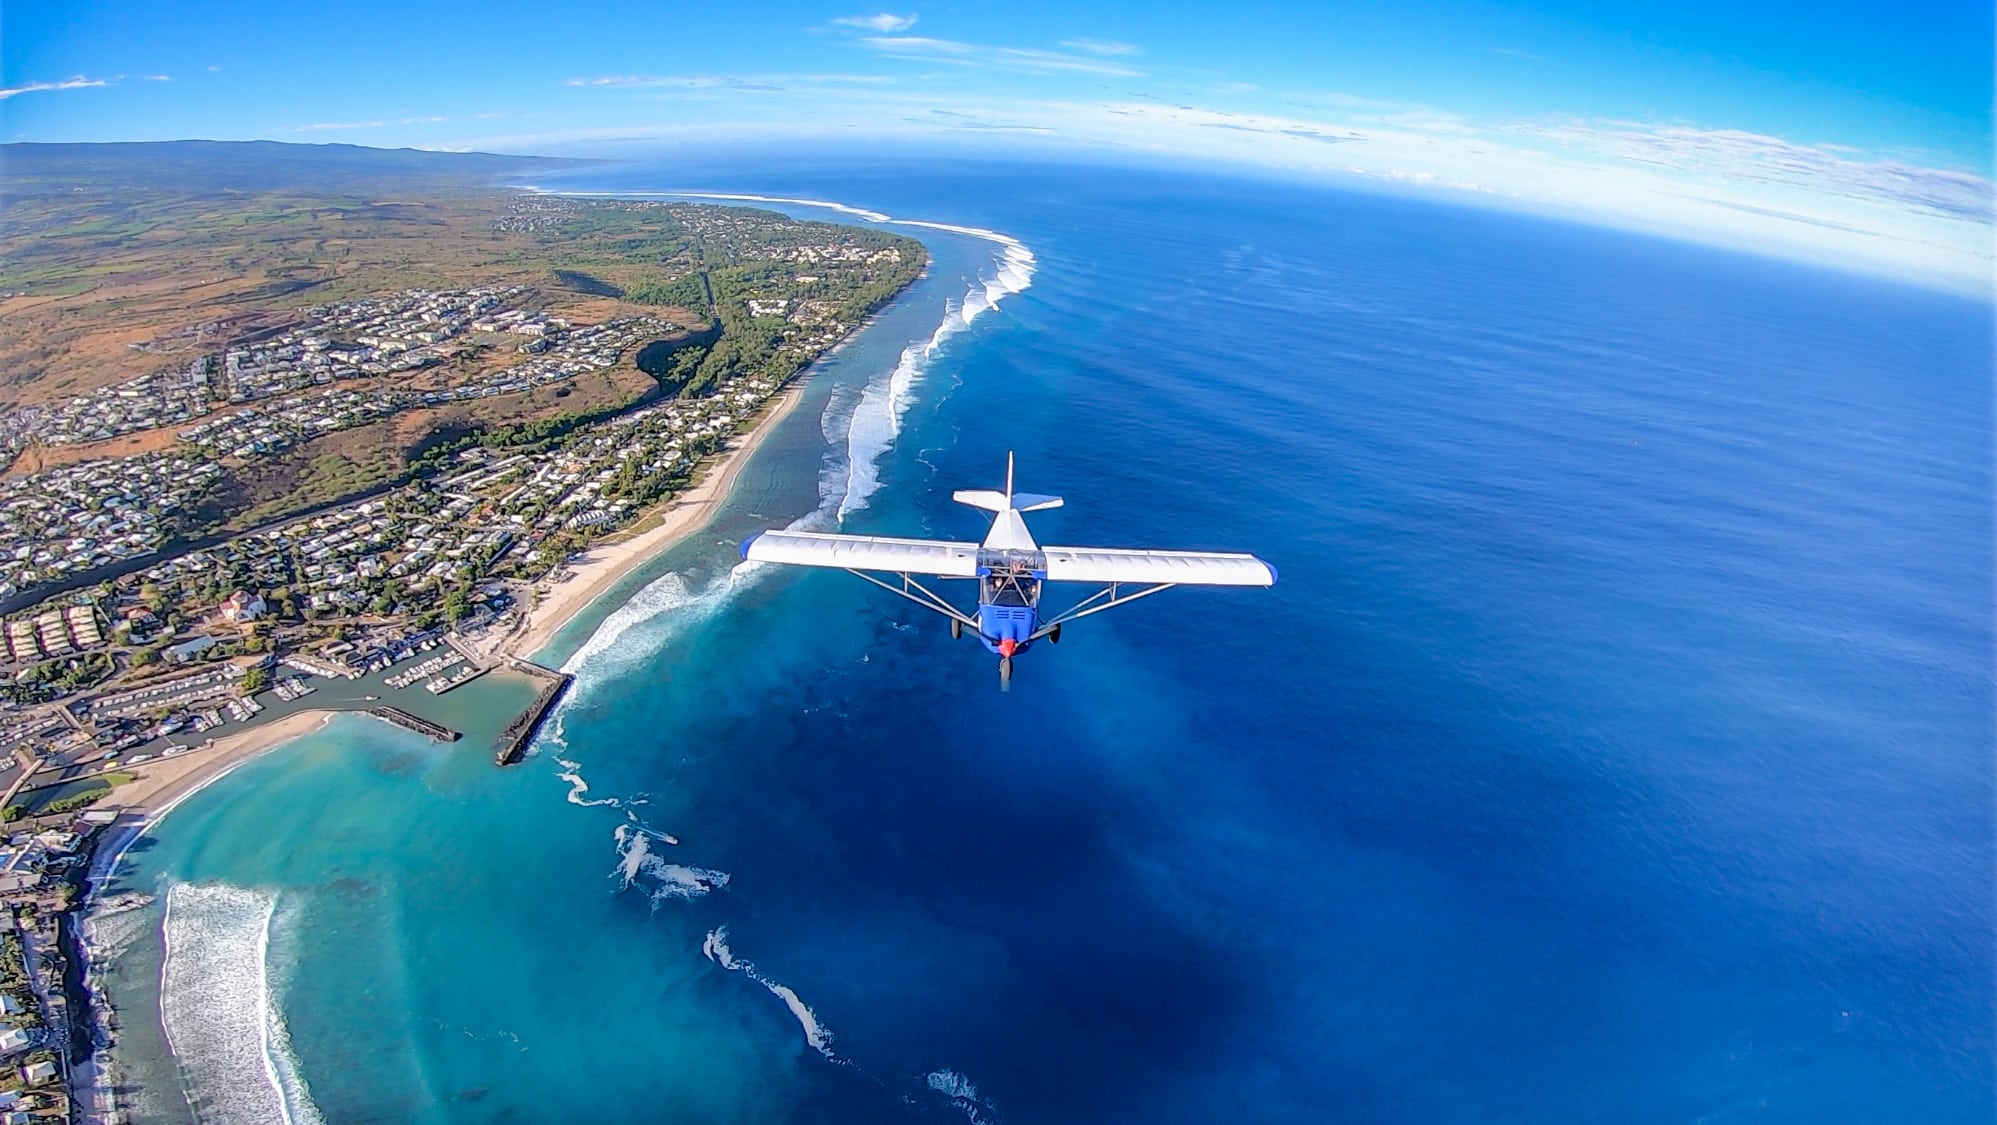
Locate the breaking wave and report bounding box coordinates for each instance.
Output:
[558,571,713,679]
[702,926,838,1060]
[540,569,738,756]
[576,189,1037,521]
[927,1069,999,1124]
[829,219,1035,520]
[159,883,323,1125]
[612,824,728,907]
[81,890,154,964]
[531,191,1036,834]
[530,190,1034,687]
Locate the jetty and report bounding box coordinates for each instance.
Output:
[495,658,572,766]
[366,705,460,743]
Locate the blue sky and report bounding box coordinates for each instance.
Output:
[2,0,1991,291]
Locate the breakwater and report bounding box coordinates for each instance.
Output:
[495,660,572,766]
[365,706,460,743]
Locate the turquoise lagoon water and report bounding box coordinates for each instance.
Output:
[91,159,1992,1123]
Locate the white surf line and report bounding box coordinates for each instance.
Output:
[159,883,324,1125]
[528,188,1038,681]
[612,824,728,909]
[616,190,892,225]
[702,926,840,1061]
[634,193,1039,520]
[553,754,619,808]
[927,1068,1000,1125]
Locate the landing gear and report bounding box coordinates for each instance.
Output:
[950,618,963,640]
[1048,623,1062,645]
[998,656,1013,688]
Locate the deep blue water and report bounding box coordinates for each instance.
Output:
[98,159,1993,1122]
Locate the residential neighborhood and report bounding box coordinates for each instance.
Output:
[0,456,223,607]
[0,201,928,789]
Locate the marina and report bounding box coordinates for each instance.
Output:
[424,662,490,694]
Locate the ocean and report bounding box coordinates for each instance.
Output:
[91,157,1994,1122]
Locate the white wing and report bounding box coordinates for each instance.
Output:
[1040,545,1277,587]
[741,530,981,577]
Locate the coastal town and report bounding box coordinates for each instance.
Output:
[0,189,927,1121]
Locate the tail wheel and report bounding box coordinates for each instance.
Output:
[1049,623,1062,644]
[998,656,1013,686]
[950,618,963,640]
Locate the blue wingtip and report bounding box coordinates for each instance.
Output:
[1266,560,1279,584]
[739,534,757,560]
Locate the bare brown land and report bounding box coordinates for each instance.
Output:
[0,143,721,528]
[0,193,697,406]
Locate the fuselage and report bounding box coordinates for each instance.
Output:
[975,547,1044,656]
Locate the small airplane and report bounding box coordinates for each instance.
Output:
[741,455,1276,685]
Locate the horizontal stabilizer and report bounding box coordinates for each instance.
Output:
[953,489,1065,513]
[1041,545,1276,587]
[741,530,981,577]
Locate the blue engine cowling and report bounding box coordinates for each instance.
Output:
[976,603,1037,655]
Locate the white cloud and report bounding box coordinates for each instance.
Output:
[443,75,1990,294]
[1057,98,1993,291]
[832,12,917,32]
[1516,120,1994,223]
[859,36,1143,77]
[0,75,110,100]
[1059,37,1140,56]
[568,73,893,91]
[143,74,173,82]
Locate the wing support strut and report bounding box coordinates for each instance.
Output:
[845,569,980,629]
[1030,582,1177,640]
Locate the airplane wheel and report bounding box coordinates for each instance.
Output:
[950,618,963,640]
[998,656,1013,687]
[1049,623,1062,644]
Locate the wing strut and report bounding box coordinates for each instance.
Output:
[1030,581,1177,640]
[845,569,981,629]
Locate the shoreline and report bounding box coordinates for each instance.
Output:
[68,708,334,1124]
[47,189,951,1121]
[70,379,812,839]
[61,379,811,1124]
[506,382,807,661]
[88,709,338,861]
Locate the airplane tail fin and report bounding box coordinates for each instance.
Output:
[955,452,1063,513]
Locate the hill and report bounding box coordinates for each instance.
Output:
[0,139,584,198]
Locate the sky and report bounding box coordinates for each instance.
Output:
[2,0,1992,293]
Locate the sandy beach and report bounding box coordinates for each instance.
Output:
[80,382,805,831]
[94,709,336,822]
[61,383,814,1122]
[507,383,807,659]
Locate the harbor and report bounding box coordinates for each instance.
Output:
[6,627,552,815]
